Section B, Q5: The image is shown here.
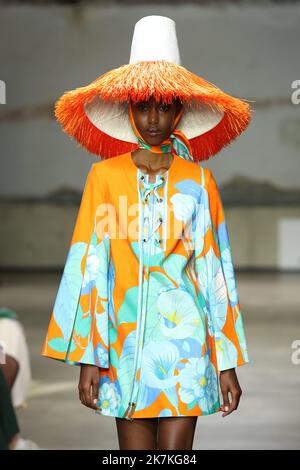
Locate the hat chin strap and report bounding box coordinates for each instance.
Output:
[83,96,224,145]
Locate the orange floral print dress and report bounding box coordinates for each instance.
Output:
[41,151,250,420]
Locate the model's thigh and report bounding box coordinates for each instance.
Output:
[157,416,198,450]
[115,417,158,450]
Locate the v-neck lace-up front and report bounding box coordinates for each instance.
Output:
[138,172,166,247]
[120,170,170,420]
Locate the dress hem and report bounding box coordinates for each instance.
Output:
[95,408,223,419]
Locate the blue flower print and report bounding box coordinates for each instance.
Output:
[178,355,219,413]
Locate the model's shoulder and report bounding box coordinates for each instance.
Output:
[200,165,219,194]
[92,152,129,176]
[197,163,212,187]
[180,159,212,188]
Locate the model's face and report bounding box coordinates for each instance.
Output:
[130,96,182,145]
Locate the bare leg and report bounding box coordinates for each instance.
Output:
[157,417,198,450]
[115,417,158,450]
[0,368,20,450]
[0,354,19,389]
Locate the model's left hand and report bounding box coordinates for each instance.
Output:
[219,368,243,417]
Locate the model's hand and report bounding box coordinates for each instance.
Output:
[219,368,242,417]
[78,364,101,410]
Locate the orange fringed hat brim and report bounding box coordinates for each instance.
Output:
[54,60,253,161]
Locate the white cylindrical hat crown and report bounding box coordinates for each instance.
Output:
[129,15,181,65]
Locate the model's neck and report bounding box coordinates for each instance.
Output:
[131,149,174,179]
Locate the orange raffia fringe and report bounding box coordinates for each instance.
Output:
[54,60,253,161]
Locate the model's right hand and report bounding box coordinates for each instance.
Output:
[78,364,101,410]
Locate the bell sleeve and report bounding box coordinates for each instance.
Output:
[195,168,250,372]
[40,163,110,368]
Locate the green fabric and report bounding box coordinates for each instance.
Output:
[137,133,193,161]
[0,308,18,320]
[0,369,20,450]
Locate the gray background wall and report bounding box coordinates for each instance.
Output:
[1,2,299,196]
[0,1,300,270]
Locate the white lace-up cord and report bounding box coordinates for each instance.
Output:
[139,175,165,245]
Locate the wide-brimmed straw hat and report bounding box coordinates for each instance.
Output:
[54,15,253,162]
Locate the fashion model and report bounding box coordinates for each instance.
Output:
[41,15,252,450]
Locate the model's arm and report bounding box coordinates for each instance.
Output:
[208,169,250,416]
[78,364,101,411]
[205,169,250,371]
[219,368,243,417]
[195,168,250,416]
[41,164,110,369]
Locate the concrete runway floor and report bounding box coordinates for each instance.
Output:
[0,271,299,450]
